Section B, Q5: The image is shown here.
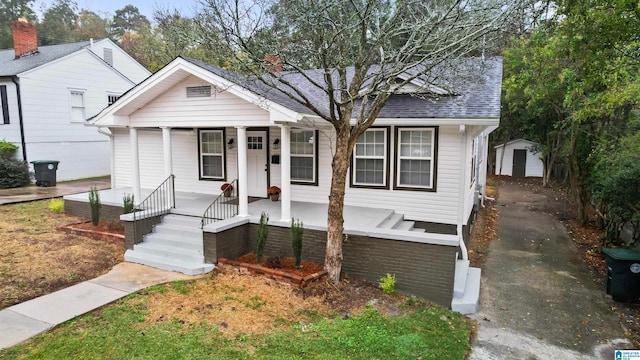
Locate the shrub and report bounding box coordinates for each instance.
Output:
[379,273,396,294]
[49,199,64,213]
[291,218,304,270]
[256,211,269,262]
[89,186,101,226]
[123,194,135,214]
[0,159,30,188]
[0,139,18,160]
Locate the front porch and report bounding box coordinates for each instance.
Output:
[64,187,478,312]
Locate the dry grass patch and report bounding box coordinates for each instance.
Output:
[144,269,331,336]
[0,200,124,309]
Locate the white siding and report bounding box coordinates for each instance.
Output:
[91,39,150,83]
[494,139,543,177]
[0,80,23,159]
[130,76,270,128]
[18,50,136,180]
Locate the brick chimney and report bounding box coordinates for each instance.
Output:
[12,19,39,59]
[264,54,283,73]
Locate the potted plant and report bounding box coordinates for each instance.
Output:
[0,139,18,160]
[221,183,233,197]
[267,185,281,201]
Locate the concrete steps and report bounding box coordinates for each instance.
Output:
[377,212,426,232]
[124,214,214,275]
[451,260,482,314]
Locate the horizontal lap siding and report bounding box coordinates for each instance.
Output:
[130,76,270,127]
[0,81,23,157]
[112,128,131,188]
[91,40,150,83]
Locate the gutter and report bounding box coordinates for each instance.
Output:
[11,77,27,162]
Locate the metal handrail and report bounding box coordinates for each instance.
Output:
[201,179,238,229]
[133,175,175,241]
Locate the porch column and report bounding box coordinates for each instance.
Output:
[280,124,291,221]
[161,127,173,178]
[236,126,249,217]
[130,127,141,203]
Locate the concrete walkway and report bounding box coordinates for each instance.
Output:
[469,182,631,359]
[0,177,111,205]
[0,263,196,349]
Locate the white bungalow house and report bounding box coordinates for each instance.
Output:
[67,56,502,313]
[494,138,544,178]
[0,20,150,181]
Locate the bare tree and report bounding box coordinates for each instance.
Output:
[195,0,532,284]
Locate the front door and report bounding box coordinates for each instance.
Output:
[512,149,527,177]
[246,130,268,197]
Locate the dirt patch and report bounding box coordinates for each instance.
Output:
[143,269,408,338]
[0,200,124,309]
[469,177,499,267]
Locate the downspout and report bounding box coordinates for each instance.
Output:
[97,127,115,189]
[11,77,27,162]
[457,125,469,261]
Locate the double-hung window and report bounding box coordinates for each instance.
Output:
[1,85,8,124]
[352,128,388,188]
[199,129,225,180]
[70,90,86,122]
[395,127,437,191]
[290,129,317,184]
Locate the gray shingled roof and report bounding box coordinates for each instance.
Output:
[182,56,502,119]
[0,40,93,76]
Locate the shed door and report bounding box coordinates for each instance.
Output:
[246,131,268,197]
[512,149,527,177]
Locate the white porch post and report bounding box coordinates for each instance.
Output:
[280,124,291,221]
[236,126,249,217]
[162,127,173,177]
[162,127,174,207]
[130,127,141,202]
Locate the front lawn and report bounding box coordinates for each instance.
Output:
[0,270,473,359]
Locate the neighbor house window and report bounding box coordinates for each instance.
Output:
[187,86,212,98]
[351,127,388,188]
[199,129,225,180]
[70,90,86,122]
[395,127,437,191]
[1,85,8,124]
[290,129,317,184]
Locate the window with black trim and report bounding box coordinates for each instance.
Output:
[199,129,225,180]
[352,128,388,188]
[107,94,120,106]
[1,85,8,124]
[290,129,316,184]
[395,127,437,190]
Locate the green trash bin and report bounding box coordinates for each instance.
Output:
[603,248,640,303]
[31,160,59,187]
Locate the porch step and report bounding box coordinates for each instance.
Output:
[125,250,214,275]
[411,228,426,233]
[125,214,213,275]
[378,213,404,229]
[394,221,415,231]
[451,267,481,315]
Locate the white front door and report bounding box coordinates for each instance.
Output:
[246,130,268,197]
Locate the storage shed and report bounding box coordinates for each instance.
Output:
[494,139,543,177]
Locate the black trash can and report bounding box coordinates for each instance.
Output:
[31,160,59,187]
[603,248,640,303]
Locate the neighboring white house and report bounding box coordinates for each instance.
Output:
[494,138,544,177]
[0,19,150,181]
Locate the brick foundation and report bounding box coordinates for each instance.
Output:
[64,199,124,223]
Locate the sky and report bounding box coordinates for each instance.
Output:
[34,0,199,20]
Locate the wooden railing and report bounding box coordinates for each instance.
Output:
[201,179,238,229]
[133,175,175,241]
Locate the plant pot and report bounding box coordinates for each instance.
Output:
[223,189,232,197]
[269,193,280,201]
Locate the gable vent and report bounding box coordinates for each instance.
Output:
[187,86,212,98]
[103,48,113,66]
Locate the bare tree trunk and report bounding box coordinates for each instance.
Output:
[568,138,589,226]
[325,127,352,285]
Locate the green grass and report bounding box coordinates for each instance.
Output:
[0,292,472,360]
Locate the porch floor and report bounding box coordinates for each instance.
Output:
[64,188,395,230]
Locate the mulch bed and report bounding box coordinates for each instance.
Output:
[218,253,327,288]
[57,220,125,246]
